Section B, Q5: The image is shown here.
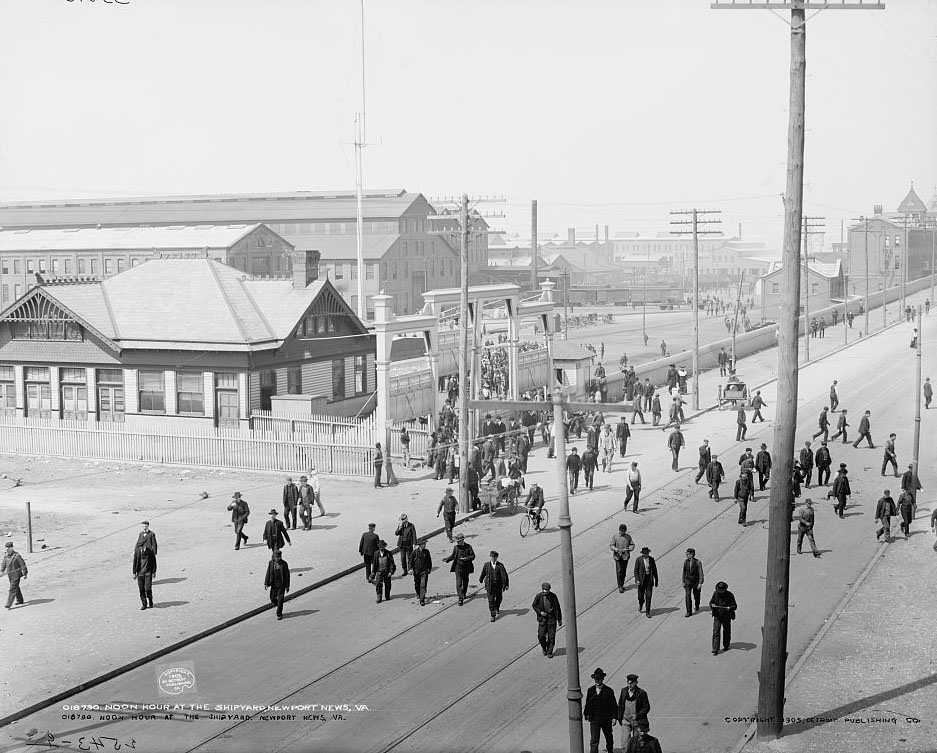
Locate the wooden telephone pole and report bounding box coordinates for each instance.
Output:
[531,200,539,292]
[712,0,884,741]
[671,209,722,410]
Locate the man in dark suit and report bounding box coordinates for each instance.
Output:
[667,425,684,472]
[617,673,651,745]
[566,447,583,494]
[755,443,772,491]
[359,523,380,582]
[812,407,830,442]
[581,446,598,491]
[706,455,725,501]
[373,442,384,487]
[282,477,300,529]
[852,410,874,448]
[682,548,704,617]
[226,492,250,551]
[132,529,157,611]
[633,547,658,618]
[443,532,475,606]
[136,521,158,555]
[583,667,617,753]
[694,439,711,483]
[734,472,752,525]
[410,539,433,606]
[532,581,562,657]
[831,463,851,518]
[371,540,396,603]
[709,581,737,655]
[394,514,417,576]
[479,550,509,621]
[262,509,292,551]
[264,549,290,620]
[736,406,747,441]
[814,441,832,486]
[830,409,849,443]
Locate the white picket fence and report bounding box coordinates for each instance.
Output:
[250,410,377,446]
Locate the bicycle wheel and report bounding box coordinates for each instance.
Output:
[519,514,531,538]
[538,508,550,530]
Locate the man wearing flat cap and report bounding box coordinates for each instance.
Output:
[3,541,27,609]
[610,524,635,593]
[479,550,509,621]
[682,548,704,617]
[227,492,250,551]
[709,581,738,655]
[583,667,617,753]
[532,582,562,657]
[394,514,417,576]
[443,532,475,606]
[359,523,380,583]
[371,540,396,603]
[617,673,650,746]
[436,487,458,543]
[633,547,658,618]
[410,539,432,606]
[625,720,662,753]
[263,509,292,551]
[831,463,851,519]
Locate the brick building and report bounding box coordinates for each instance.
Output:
[758,260,847,322]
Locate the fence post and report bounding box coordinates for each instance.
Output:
[26,500,33,554]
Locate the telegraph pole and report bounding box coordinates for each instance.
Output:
[712,0,883,741]
[801,215,825,362]
[930,225,936,307]
[853,216,871,336]
[458,194,471,513]
[901,214,909,314]
[912,305,923,501]
[671,208,722,410]
[531,200,539,292]
[563,269,570,340]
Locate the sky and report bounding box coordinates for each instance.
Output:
[0,0,935,250]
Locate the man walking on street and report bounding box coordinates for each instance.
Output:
[618,417,633,457]
[755,443,772,491]
[718,347,729,377]
[751,391,766,422]
[532,582,562,657]
[682,548,704,617]
[668,424,685,472]
[830,409,849,443]
[875,490,897,543]
[359,523,380,582]
[624,462,642,513]
[410,539,432,605]
[371,540,396,603]
[925,377,933,409]
[852,410,874,448]
[706,454,725,501]
[901,464,922,504]
[373,442,384,487]
[631,394,645,426]
[136,520,158,554]
[400,426,412,469]
[897,490,916,539]
[633,547,658,618]
[881,433,899,477]
[436,487,458,542]
[263,509,292,551]
[829,380,839,412]
[795,499,820,557]
[264,549,290,620]
[394,514,417,576]
[583,668,617,753]
[282,477,299,530]
[132,528,156,611]
[443,532,476,606]
[815,440,832,486]
[227,492,250,550]
[734,471,752,525]
[479,550,509,621]
[736,405,747,441]
[567,447,583,494]
[626,722,663,753]
[308,467,326,517]
[709,581,737,655]
[799,441,815,488]
[651,394,662,426]
[2,541,27,609]
[297,475,314,531]
[812,407,830,442]
[582,446,598,491]
[739,448,756,502]
[695,439,711,484]
[610,524,635,593]
[617,674,651,747]
[832,464,851,518]
[600,424,616,472]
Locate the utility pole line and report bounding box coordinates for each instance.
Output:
[712,0,884,742]
[530,200,539,293]
[901,214,909,315]
[671,209,722,410]
[912,305,922,505]
[458,194,470,514]
[801,214,825,362]
[852,216,871,336]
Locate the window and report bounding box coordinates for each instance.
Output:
[391,262,397,280]
[350,294,358,311]
[90,259,98,274]
[1,261,7,274]
[131,258,140,267]
[354,355,365,394]
[64,259,71,274]
[25,367,51,418]
[331,359,345,400]
[216,372,238,389]
[215,372,239,427]
[78,259,86,275]
[13,260,20,274]
[1,285,7,303]
[26,260,34,274]
[97,370,125,423]
[327,316,335,334]
[25,367,49,381]
[334,264,344,280]
[350,264,357,280]
[0,364,14,415]
[176,372,204,415]
[138,370,165,413]
[60,384,88,420]
[367,263,376,280]
[60,368,86,383]
[811,283,819,295]
[52,259,60,274]
[772,283,780,294]
[38,259,46,273]
[287,366,302,394]
[117,259,125,273]
[104,259,114,276]
[11,320,82,341]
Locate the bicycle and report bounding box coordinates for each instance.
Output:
[519,506,549,537]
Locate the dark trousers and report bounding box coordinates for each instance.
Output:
[882,456,898,476]
[234,521,248,548]
[6,578,24,608]
[283,503,297,529]
[695,465,706,483]
[619,439,629,457]
[753,408,764,422]
[137,573,153,607]
[817,466,831,486]
[486,587,504,617]
[830,396,839,411]
[796,527,817,554]
[399,546,413,575]
[363,555,374,581]
[876,517,892,542]
[737,497,748,524]
[569,469,580,493]
[300,504,312,530]
[413,571,429,602]
[719,363,727,377]
[631,407,645,425]
[443,511,456,541]
[455,571,470,601]
[757,470,769,490]
[803,466,813,487]
[831,428,848,443]
[736,425,747,441]
[614,558,629,590]
[709,481,721,501]
[584,467,594,490]
[684,584,701,614]
[374,572,392,601]
[834,493,847,517]
[713,615,732,651]
[671,449,680,471]
[625,485,640,512]
[853,432,873,448]
[637,581,654,614]
[589,720,614,753]
[374,463,383,487]
[269,586,286,617]
[812,428,828,441]
[537,618,557,654]
[900,508,913,536]
[652,412,661,426]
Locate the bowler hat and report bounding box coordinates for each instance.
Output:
[640,546,650,554]
[400,514,408,520]
[268,508,278,515]
[232,492,242,498]
[141,521,150,525]
[637,720,650,731]
[378,540,387,547]
[839,463,848,469]
[490,550,499,557]
[541,582,551,590]
[591,668,606,680]
[715,581,728,592]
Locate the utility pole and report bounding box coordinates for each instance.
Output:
[354,0,368,319]
[801,215,825,362]
[671,208,722,410]
[882,231,893,330]
[712,0,883,741]
[853,216,871,336]
[642,246,648,342]
[563,269,570,340]
[901,214,909,314]
[731,270,745,370]
[531,200,538,293]
[930,224,936,308]
[458,193,470,514]
[912,305,922,503]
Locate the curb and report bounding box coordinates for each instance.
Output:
[0,509,487,729]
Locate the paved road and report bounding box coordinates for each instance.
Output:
[3,311,928,753]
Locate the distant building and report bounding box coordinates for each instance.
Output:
[697,242,777,294]
[0,253,375,428]
[758,260,847,322]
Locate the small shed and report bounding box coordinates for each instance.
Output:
[551,341,595,398]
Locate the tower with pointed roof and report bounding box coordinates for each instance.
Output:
[897,182,927,219]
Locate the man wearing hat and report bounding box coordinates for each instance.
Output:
[226,492,250,551]
[443,532,476,606]
[617,674,651,746]
[2,541,27,609]
[610,524,635,593]
[624,462,642,513]
[583,667,617,753]
[795,499,820,557]
[709,581,738,655]
[625,721,663,753]
[734,470,753,525]
[736,404,748,442]
[307,467,326,518]
[755,443,772,491]
[667,424,685,472]
[410,539,433,606]
[394,514,417,576]
[263,509,292,551]
[814,440,832,486]
[371,540,396,603]
[136,520,158,554]
[132,526,157,610]
[566,447,582,494]
[282,477,300,529]
[264,549,290,620]
[297,475,314,530]
[436,487,458,542]
[830,408,849,443]
[875,489,897,543]
[479,550,509,621]
[359,523,380,583]
[523,482,546,530]
[373,442,384,487]
[852,409,874,449]
[831,463,851,518]
[531,582,562,657]
[633,547,658,618]
[705,454,725,501]
[694,439,711,484]
[798,441,815,488]
[900,463,923,504]
[682,548,705,616]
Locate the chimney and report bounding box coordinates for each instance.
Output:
[290,249,320,288]
[567,227,576,247]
